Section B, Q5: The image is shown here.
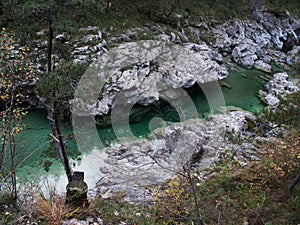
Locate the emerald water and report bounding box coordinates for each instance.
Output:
[12,63,269,187]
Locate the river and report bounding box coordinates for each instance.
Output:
[11,62,277,193]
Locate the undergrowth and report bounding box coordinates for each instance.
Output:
[151,130,300,225]
[1,118,299,224]
[33,128,298,225]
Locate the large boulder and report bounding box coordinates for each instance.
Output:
[212,10,300,69]
[232,43,258,68]
[73,40,228,116]
[287,46,300,66]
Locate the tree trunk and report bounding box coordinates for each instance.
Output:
[46,4,72,182]
[0,0,3,15]
[47,7,53,73]
[47,102,73,182]
[9,130,17,199]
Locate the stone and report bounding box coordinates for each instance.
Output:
[264,93,280,106]
[93,42,107,53]
[210,12,300,70]
[287,46,300,66]
[73,46,90,55]
[120,34,130,42]
[72,40,228,116]
[55,34,70,43]
[266,72,299,95]
[253,60,272,73]
[232,43,258,68]
[208,50,223,64]
[36,30,46,36]
[262,72,299,107]
[79,26,100,32]
[97,218,103,225]
[96,110,257,203]
[86,217,94,223]
[253,8,298,50]
[177,29,189,43]
[218,80,232,89]
[66,172,89,207]
[82,34,101,43]
[155,33,171,42]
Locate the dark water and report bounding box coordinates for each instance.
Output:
[13,63,269,180]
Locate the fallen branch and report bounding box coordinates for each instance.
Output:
[288,173,300,193]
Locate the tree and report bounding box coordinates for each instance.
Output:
[0,28,34,199]
[1,0,105,39]
[39,5,73,182]
[34,1,88,184]
[0,0,3,15]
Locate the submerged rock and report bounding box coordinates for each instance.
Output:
[254,60,272,73]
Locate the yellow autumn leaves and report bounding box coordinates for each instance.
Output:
[154,174,193,219]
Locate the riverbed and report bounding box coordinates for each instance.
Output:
[13,63,272,193]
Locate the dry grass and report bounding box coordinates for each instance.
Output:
[34,191,79,225]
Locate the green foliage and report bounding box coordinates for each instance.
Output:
[2,0,298,46]
[295,62,300,78]
[261,91,300,131]
[263,0,300,16]
[35,62,87,111]
[2,0,106,43]
[134,0,251,24]
[154,174,197,224]
[0,28,34,199]
[0,211,14,225]
[151,129,300,225]
[2,0,253,43]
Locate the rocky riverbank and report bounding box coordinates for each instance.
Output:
[3,0,300,200]
[28,2,300,201]
[2,2,300,224]
[94,110,259,203]
[260,72,299,107]
[27,4,299,113]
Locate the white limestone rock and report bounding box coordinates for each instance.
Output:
[97,110,257,203]
[254,60,272,73]
[287,46,300,66]
[262,72,299,107]
[74,40,228,116]
[232,43,258,68]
